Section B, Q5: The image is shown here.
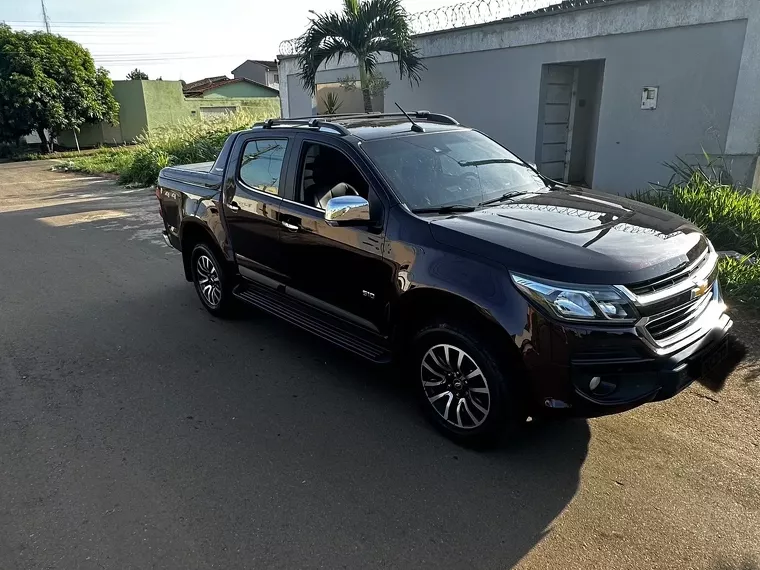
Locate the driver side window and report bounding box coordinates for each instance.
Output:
[296,142,369,210]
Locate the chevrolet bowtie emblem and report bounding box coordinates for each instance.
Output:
[691,279,710,299]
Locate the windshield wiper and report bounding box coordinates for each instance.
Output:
[458,158,559,188]
[412,204,477,214]
[457,158,526,167]
[477,190,530,207]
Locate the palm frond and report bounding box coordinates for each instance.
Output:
[358,0,425,85]
[367,37,425,85]
[296,12,355,93]
[343,0,360,15]
[296,0,425,94]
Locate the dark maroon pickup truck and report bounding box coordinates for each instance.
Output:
[156,111,735,445]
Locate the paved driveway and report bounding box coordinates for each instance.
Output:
[0,160,758,570]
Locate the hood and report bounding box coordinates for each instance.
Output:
[428,187,707,285]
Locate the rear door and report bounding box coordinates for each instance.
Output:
[222,133,293,282]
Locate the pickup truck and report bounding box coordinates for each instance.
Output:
[156,111,733,445]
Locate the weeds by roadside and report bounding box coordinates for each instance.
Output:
[717,255,760,310]
[59,147,137,176]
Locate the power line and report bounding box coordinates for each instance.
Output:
[5,20,166,26]
[93,54,255,63]
[9,27,167,35]
[40,0,51,33]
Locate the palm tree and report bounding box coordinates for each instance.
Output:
[296,0,425,113]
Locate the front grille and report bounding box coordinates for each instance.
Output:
[645,287,714,342]
[627,239,709,296]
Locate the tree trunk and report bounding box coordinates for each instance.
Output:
[37,128,52,154]
[358,63,373,113]
[361,87,373,113]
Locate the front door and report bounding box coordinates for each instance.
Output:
[276,136,391,333]
[222,134,292,282]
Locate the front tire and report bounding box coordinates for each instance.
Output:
[411,321,526,446]
[191,243,233,317]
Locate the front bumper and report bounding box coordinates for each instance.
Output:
[522,300,735,418]
[567,312,733,417]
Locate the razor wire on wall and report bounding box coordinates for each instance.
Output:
[408,0,560,34]
[278,0,601,55]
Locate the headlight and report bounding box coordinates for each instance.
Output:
[510,273,638,323]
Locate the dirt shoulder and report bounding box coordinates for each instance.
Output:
[518,309,759,570]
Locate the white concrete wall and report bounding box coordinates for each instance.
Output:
[278,0,760,192]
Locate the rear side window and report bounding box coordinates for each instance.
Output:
[238,138,288,195]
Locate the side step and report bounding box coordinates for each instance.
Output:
[233,282,391,363]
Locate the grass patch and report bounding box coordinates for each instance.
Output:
[719,255,760,308]
[633,171,760,309]
[59,147,137,175]
[65,101,279,187]
[20,148,121,161]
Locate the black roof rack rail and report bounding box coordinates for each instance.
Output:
[288,111,460,126]
[252,118,351,136]
[413,111,459,126]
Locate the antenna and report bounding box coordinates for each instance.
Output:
[395,102,424,133]
[41,0,51,33]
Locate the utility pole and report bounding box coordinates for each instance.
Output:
[41,0,51,33]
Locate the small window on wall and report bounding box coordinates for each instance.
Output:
[239,139,288,195]
[273,74,279,83]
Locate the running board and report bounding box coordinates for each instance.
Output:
[233,282,391,363]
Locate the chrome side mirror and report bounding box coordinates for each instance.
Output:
[324,195,371,225]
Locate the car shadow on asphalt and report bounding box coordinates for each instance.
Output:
[3,271,590,569]
[0,187,589,569]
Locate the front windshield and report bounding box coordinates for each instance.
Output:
[362,130,547,211]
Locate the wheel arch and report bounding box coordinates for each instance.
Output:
[180,220,229,282]
[391,287,525,372]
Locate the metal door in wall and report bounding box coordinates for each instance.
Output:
[539,64,579,182]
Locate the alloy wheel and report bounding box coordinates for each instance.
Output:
[420,343,491,429]
[196,254,222,307]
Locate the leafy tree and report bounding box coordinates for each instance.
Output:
[296,0,424,113]
[126,68,149,80]
[0,25,119,153]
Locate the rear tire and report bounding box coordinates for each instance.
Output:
[191,243,234,317]
[411,320,526,446]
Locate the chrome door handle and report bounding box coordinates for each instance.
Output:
[227,201,240,212]
[281,221,299,231]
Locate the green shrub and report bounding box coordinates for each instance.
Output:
[119,148,169,185]
[719,256,760,308]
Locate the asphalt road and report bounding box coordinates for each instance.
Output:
[0,160,758,570]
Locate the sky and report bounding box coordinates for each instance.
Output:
[0,0,466,82]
